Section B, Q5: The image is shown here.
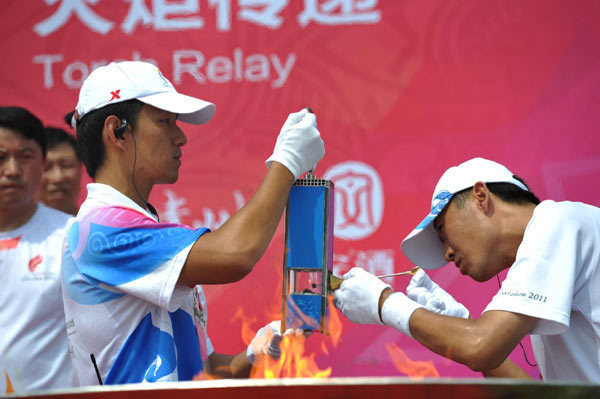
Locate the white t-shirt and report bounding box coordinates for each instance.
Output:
[485,200,600,382]
[0,203,75,393]
[61,183,214,386]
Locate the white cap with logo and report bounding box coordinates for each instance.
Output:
[71,61,215,128]
[401,157,529,270]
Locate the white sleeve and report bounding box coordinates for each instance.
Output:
[484,204,580,335]
[116,242,195,312]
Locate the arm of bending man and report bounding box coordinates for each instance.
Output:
[409,308,539,372]
[483,358,534,379]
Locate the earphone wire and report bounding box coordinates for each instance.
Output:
[129,129,159,221]
[496,274,537,367]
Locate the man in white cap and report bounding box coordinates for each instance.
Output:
[62,61,324,385]
[334,157,600,382]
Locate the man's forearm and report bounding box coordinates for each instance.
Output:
[482,358,534,379]
[217,161,295,263]
[407,309,537,372]
[178,162,295,285]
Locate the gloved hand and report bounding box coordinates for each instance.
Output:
[246,321,296,365]
[406,269,469,319]
[265,108,325,179]
[333,267,391,325]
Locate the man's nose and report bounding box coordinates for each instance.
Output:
[443,242,455,263]
[173,125,187,147]
[45,165,64,182]
[3,157,22,177]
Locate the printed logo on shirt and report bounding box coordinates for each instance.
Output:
[66,319,76,336]
[28,254,42,272]
[21,254,56,281]
[498,288,550,303]
[0,235,21,251]
[193,288,206,327]
[3,371,14,394]
[498,289,527,298]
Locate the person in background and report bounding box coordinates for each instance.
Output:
[38,126,82,215]
[62,61,324,385]
[335,157,600,382]
[0,106,74,393]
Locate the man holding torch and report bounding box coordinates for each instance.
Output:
[62,60,323,385]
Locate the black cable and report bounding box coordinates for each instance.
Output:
[130,132,159,221]
[90,353,103,385]
[496,275,537,367]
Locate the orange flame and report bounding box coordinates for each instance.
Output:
[250,297,343,379]
[219,295,343,379]
[195,259,344,380]
[251,332,332,379]
[385,342,440,379]
[232,307,257,346]
[326,295,342,347]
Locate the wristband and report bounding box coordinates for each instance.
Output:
[381,292,424,339]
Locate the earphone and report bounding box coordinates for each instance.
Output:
[114,118,128,139]
[116,118,160,220]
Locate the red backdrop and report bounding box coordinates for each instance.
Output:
[2,0,600,380]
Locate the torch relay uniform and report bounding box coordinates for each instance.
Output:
[484,200,600,382]
[61,183,214,386]
[0,203,75,392]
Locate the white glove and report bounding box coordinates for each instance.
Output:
[406,269,469,319]
[333,267,391,325]
[380,292,424,338]
[265,108,325,179]
[246,321,295,365]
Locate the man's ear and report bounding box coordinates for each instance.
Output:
[102,115,127,150]
[472,181,493,214]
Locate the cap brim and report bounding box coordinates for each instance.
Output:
[401,216,448,270]
[138,91,215,125]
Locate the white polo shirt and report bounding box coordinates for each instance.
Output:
[0,203,75,392]
[485,200,600,382]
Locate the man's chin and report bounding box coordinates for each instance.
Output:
[45,198,66,209]
[156,175,179,185]
[0,193,28,207]
[0,196,35,210]
[474,270,498,283]
[44,192,67,203]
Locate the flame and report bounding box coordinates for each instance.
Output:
[232,308,257,346]
[218,296,342,379]
[385,343,440,379]
[195,260,344,380]
[326,295,342,347]
[320,341,329,355]
[250,332,332,379]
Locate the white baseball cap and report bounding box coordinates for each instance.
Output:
[401,157,529,270]
[71,61,215,128]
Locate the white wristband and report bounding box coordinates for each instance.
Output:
[381,292,424,339]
